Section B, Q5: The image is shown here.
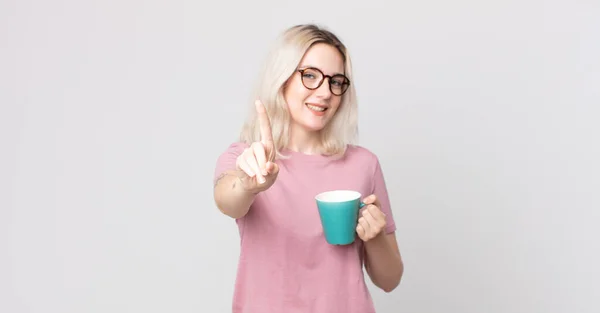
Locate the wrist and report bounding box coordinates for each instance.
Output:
[364,231,387,247]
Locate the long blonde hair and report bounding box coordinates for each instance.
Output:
[239,24,359,159]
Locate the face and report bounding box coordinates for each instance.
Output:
[283,43,347,133]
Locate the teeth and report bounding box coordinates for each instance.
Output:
[306,104,326,112]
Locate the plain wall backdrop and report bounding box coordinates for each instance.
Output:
[2,0,599,312]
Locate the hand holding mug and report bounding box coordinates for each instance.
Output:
[356,194,387,242]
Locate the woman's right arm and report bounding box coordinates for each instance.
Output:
[213,100,278,219]
[213,148,279,218]
[213,170,257,219]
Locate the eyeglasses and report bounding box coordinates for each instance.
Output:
[297,67,350,96]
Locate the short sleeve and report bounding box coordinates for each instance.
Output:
[371,157,397,234]
[213,142,249,184]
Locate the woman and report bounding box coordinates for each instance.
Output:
[213,24,404,313]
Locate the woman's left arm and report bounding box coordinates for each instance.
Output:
[356,194,404,293]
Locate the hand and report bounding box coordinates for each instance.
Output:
[235,100,279,194]
[356,194,387,242]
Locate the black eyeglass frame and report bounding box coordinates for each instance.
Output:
[296,67,351,96]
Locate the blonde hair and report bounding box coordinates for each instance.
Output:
[239,24,359,159]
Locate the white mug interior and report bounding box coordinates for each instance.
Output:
[315,190,361,203]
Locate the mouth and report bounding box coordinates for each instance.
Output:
[305,103,328,112]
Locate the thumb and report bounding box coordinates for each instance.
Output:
[266,161,279,176]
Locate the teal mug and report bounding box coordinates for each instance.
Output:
[315,190,366,245]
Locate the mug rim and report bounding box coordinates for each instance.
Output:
[315,190,362,202]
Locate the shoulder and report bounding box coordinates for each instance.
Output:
[213,142,251,179]
[342,144,382,172]
[214,142,250,166]
[344,144,380,163]
[219,141,250,155]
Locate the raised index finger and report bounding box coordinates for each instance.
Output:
[255,100,274,145]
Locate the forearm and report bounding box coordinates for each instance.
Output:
[364,232,404,292]
[213,170,256,219]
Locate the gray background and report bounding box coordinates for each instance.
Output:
[2,0,599,312]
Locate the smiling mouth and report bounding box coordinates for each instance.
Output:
[306,103,327,112]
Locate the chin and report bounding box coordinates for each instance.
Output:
[300,122,328,132]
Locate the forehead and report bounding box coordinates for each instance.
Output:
[298,43,345,75]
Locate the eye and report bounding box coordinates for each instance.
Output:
[331,77,346,87]
[301,68,322,81]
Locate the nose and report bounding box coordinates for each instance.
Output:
[314,77,332,99]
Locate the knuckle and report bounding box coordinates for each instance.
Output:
[241,149,252,159]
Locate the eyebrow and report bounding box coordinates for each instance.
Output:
[299,65,345,76]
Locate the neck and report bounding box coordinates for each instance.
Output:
[287,124,321,154]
